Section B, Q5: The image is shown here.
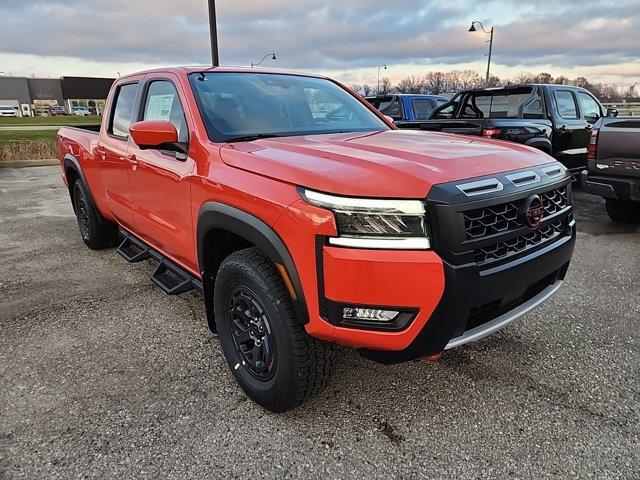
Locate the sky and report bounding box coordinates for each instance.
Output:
[0,0,638,88]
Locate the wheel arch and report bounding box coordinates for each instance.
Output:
[197,202,309,331]
[63,154,91,212]
[524,138,552,155]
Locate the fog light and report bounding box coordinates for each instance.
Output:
[343,307,399,322]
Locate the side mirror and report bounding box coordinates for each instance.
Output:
[129,120,179,150]
[607,107,618,118]
[585,114,600,124]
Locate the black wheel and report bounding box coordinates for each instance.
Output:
[72,180,119,249]
[605,199,640,223]
[214,247,335,412]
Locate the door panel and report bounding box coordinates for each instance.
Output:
[98,81,141,229]
[550,89,588,171]
[127,76,197,273]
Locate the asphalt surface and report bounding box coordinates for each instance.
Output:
[1,166,638,479]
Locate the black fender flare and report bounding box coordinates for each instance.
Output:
[197,202,309,326]
[62,154,92,212]
[524,137,552,154]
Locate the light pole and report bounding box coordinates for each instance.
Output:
[251,53,277,68]
[469,21,494,84]
[377,65,387,94]
[208,0,219,66]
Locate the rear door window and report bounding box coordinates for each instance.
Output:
[554,90,578,119]
[412,99,434,120]
[109,83,138,138]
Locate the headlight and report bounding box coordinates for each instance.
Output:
[299,188,430,249]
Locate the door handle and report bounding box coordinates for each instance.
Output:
[127,154,138,170]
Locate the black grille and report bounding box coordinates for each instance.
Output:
[463,186,567,240]
[473,220,564,264]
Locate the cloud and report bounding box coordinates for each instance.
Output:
[0,0,638,83]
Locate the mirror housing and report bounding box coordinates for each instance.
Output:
[607,107,618,118]
[130,120,179,150]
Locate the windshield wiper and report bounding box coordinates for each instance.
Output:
[226,133,288,143]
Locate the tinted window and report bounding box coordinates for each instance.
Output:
[459,89,535,119]
[522,98,544,118]
[143,81,188,143]
[190,73,388,142]
[110,83,138,137]
[554,91,578,119]
[412,99,434,120]
[577,92,600,122]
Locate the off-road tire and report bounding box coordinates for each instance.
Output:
[72,180,119,249]
[605,199,640,223]
[214,247,335,412]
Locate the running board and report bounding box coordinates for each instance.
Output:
[117,230,202,295]
[117,234,150,262]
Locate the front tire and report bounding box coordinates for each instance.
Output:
[72,180,119,249]
[214,247,335,412]
[605,199,640,223]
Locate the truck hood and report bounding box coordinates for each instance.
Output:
[219,129,555,198]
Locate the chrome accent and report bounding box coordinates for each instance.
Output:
[505,170,541,187]
[456,178,504,196]
[301,189,425,214]
[328,236,430,249]
[445,280,563,349]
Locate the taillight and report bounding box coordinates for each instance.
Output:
[482,128,502,138]
[588,129,598,159]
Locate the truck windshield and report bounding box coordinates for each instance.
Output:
[190,73,389,142]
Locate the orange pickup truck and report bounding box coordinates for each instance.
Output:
[58,66,576,411]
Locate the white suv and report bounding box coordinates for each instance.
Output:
[0,105,18,117]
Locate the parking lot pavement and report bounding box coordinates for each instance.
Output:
[0,166,638,479]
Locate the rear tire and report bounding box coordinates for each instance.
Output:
[214,247,335,412]
[72,180,119,249]
[605,199,640,223]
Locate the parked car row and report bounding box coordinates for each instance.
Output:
[366,84,618,176]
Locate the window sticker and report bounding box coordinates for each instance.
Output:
[146,94,174,121]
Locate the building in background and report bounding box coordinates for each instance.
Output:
[0,76,115,116]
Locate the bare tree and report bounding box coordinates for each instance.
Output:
[379,77,392,95]
[362,84,373,96]
[423,71,446,94]
[395,76,424,94]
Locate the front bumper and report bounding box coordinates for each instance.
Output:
[581,170,640,203]
[276,164,575,363]
[360,230,574,363]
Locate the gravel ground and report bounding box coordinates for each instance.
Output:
[0,166,638,479]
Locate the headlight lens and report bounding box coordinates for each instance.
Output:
[299,188,430,249]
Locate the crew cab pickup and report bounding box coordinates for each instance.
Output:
[365,94,448,123]
[581,117,640,222]
[395,84,613,174]
[57,67,576,412]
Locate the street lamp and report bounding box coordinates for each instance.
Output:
[251,53,277,68]
[469,21,494,84]
[377,65,387,94]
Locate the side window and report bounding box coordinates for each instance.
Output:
[522,98,544,119]
[554,90,578,119]
[412,99,434,120]
[109,83,138,137]
[143,81,188,143]
[577,92,601,123]
[380,100,401,119]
